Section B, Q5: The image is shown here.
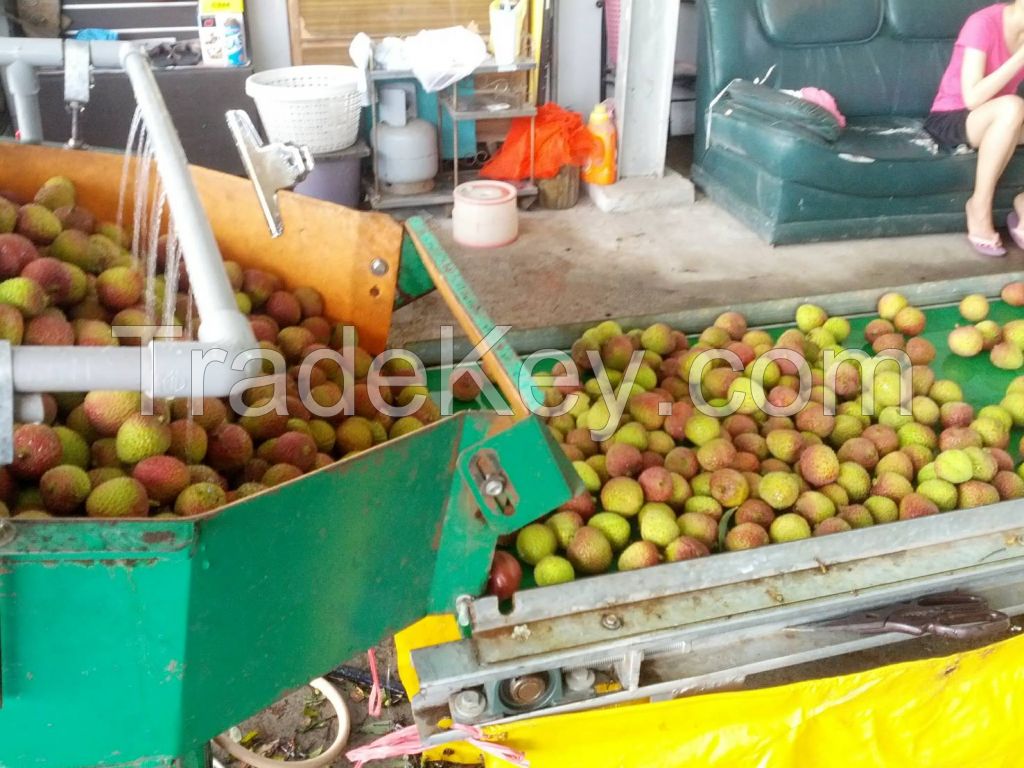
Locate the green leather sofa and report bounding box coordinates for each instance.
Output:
[693,0,1015,244]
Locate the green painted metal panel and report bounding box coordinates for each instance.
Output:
[0,410,578,766]
[394,235,435,309]
[0,527,194,766]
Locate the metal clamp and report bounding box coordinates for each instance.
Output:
[63,39,91,149]
[226,110,315,238]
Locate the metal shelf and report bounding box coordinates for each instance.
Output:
[368,56,537,82]
[369,170,537,211]
[441,95,537,122]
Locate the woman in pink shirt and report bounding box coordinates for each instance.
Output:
[927,1,1024,255]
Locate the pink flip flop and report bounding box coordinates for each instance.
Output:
[1008,211,1024,251]
[968,232,1007,258]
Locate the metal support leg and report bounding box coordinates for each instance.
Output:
[4,60,43,144]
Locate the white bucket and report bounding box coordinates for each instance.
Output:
[453,181,519,248]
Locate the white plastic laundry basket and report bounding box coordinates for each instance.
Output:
[246,65,363,154]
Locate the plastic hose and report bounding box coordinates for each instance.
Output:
[213,677,351,768]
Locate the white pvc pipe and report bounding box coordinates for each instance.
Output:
[120,48,255,348]
[0,39,128,68]
[11,343,255,398]
[4,60,43,144]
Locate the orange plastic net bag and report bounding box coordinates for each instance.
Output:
[481,103,594,181]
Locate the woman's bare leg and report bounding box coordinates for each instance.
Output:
[966,95,1024,240]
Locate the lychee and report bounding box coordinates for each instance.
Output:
[664,536,710,562]
[16,203,62,244]
[206,423,255,473]
[132,455,190,504]
[39,464,91,514]
[0,276,48,317]
[86,477,149,517]
[724,522,770,551]
[799,444,840,487]
[899,492,939,520]
[567,526,613,574]
[758,471,800,510]
[948,326,984,357]
[877,292,908,320]
[600,476,645,517]
[11,423,62,480]
[769,512,812,542]
[794,490,836,524]
[534,555,576,585]
[0,232,38,278]
[24,313,74,345]
[115,414,171,464]
[1001,281,1024,306]
[174,482,227,516]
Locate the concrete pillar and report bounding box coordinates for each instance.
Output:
[589,0,694,211]
[614,0,679,178]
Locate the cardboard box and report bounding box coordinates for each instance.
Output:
[198,0,248,67]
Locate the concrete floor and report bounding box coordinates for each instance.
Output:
[390,196,1024,346]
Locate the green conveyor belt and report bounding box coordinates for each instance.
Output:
[426,297,1024,592]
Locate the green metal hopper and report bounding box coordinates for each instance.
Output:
[0,143,580,767]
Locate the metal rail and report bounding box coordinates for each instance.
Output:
[411,500,1024,740]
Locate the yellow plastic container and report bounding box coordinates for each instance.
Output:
[581,102,617,186]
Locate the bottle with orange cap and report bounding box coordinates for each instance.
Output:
[582,102,617,185]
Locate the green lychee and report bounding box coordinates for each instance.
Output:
[795,303,827,332]
[758,471,800,510]
[534,555,576,585]
[115,414,171,464]
[546,510,583,549]
[916,478,958,512]
[948,326,984,357]
[168,420,208,463]
[587,511,632,550]
[639,503,681,547]
[16,203,62,244]
[769,512,811,542]
[0,276,48,317]
[600,477,645,517]
[865,495,899,523]
[959,294,989,322]
[86,477,149,518]
[516,523,557,565]
[934,449,973,484]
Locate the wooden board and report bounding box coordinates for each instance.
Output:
[291,0,492,63]
[0,142,402,353]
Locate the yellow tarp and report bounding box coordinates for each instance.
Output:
[396,618,1024,767]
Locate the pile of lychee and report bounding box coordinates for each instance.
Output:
[500,292,1024,591]
[0,177,434,519]
[947,283,1024,369]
